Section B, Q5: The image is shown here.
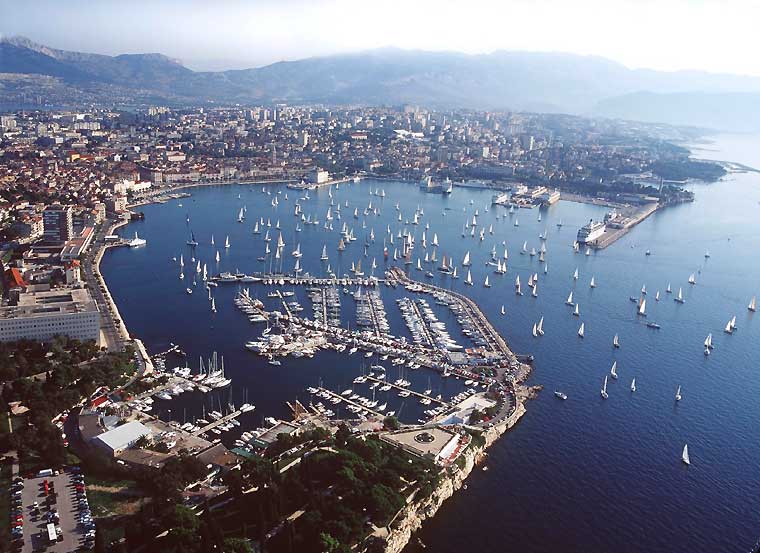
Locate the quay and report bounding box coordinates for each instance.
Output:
[217,273,381,287]
[591,202,659,250]
[363,375,448,406]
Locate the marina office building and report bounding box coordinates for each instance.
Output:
[0,288,100,344]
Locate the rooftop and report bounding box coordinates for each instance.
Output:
[0,287,98,320]
[95,420,151,451]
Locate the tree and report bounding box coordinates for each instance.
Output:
[334,424,351,448]
[383,416,400,430]
[223,538,254,553]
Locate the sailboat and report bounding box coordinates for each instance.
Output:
[613,334,620,348]
[320,245,329,260]
[610,361,618,379]
[537,317,544,336]
[237,207,244,223]
[462,251,471,266]
[590,276,596,288]
[600,375,608,399]
[211,297,217,313]
[688,273,696,285]
[465,270,473,286]
[578,322,585,338]
[566,291,574,306]
[638,298,647,317]
[749,296,757,312]
[704,333,714,354]
[666,283,672,293]
[215,250,220,263]
[500,305,506,316]
[675,386,682,401]
[681,444,690,465]
[573,268,579,280]
[484,276,491,288]
[630,378,636,392]
[210,235,215,245]
[573,303,580,317]
[722,313,736,335]
[186,231,198,246]
[532,323,538,337]
[224,236,230,249]
[674,287,685,304]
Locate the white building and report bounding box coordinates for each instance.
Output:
[94,421,152,457]
[0,288,100,344]
[309,168,329,184]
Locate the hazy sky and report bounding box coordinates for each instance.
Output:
[2,0,759,75]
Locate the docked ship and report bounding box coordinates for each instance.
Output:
[541,189,561,205]
[576,219,606,244]
[126,232,147,247]
[491,191,510,205]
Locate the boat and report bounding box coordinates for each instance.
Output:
[630,378,636,392]
[646,322,661,329]
[724,316,737,334]
[675,385,682,401]
[565,291,574,306]
[484,276,491,288]
[554,391,568,400]
[577,219,606,244]
[638,298,647,317]
[127,232,147,247]
[681,444,690,465]
[674,288,685,304]
[613,334,620,348]
[578,322,585,338]
[610,361,618,379]
[688,273,696,285]
[749,296,757,312]
[600,375,608,399]
[590,276,596,288]
[186,231,198,247]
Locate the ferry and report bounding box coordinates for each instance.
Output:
[491,191,509,206]
[576,219,606,244]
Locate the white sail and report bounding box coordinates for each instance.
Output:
[610,361,618,379]
[682,444,690,465]
[462,251,471,266]
[465,270,473,285]
[638,298,646,316]
[484,276,490,287]
[630,378,636,392]
[537,317,544,335]
[573,268,579,280]
[566,291,574,305]
[749,296,757,312]
[675,386,682,401]
[601,375,608,398]
[578,322,585,338]
[532,323,538,337]
[613,334,619,348]
[225,236,230,249]
[590,276,596,288]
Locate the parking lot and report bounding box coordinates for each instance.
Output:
[15,469,93,553]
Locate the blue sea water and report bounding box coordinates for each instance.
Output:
[102,134,760,552]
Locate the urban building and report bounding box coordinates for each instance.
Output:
[42,204,73,243]
[0,288,100,344]
[94,421,152,457]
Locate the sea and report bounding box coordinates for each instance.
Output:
[101,133,760,553]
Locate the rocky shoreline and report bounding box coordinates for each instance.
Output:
[381,385,539,553]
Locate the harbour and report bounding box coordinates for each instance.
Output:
[101,133,760,553]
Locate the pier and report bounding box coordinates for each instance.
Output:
[364,375,448,406]
[192,409,243,437]
[591,202,659,250]
[314,387,384,418]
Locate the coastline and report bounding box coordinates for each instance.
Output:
[382,385,536,553]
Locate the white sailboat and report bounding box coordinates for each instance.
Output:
[465,270,473,286]
[573,268,579,280]
[674,287,685,304]
[532,323,538,337]
[225,236,231,249]
[675,385,682,401]
[638,298,647,317]
[320,245,329,260]
[566,291,574,306]
[462,251,471,266]
[681,444,690,465]
[573,303,580,317]
[500,305,506,316]
[590,276,596,288]
[613,334,620,348]
[537,317,544,336]
[484,276,491,288]
[578,322,585,338]
[749,296,757,312]
[688,273,696,285]
[600,375,608,399]
[630,378,636,392]
[610,361,618,379]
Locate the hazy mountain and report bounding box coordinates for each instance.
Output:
[2,37,760,130]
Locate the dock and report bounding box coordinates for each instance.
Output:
[364,375,448,406]
[315,387,384,418]
[192,409,243,437]
[591,202,659,249]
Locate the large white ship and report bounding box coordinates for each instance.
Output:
[577,220,606,243]
[491,191,510,205]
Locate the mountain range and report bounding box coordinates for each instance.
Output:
[2,36,760,131]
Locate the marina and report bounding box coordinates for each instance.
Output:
[102,140,760,553]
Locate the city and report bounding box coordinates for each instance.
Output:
[1,3,759,553]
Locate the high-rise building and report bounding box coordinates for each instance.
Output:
[42,204,73,243]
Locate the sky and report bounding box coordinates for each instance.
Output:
[2,0,760,76]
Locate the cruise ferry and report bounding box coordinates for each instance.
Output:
[576,219,606,244]
[491,191,510,205]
